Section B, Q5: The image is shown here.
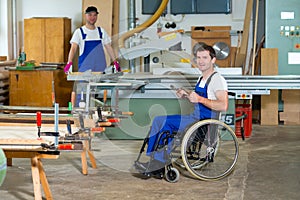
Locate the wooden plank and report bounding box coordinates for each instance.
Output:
[4,150,41,158]
[280,90,300,125]
[0,138,44,145]
[251,0,259,75]
[31,156,43,200]
[112,0,120,51]
[280,112,300,125]
[24,19,45,65]
[230,47,237,67]
[88,149,97,169]
[282,90,300,112]
[234,0,253,67]
[45,18,71,63]
[0,105,70,112]
[260,48,278,125]
[81,144,88,175]
[261,90,278,125]
[261,48,278,75]
[0,113,74,124]
[38,161,53,200]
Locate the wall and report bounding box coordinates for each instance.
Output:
[119,0,250,54]
[0,0,13,59]
[1,0,251,64]
[15,0,82,54]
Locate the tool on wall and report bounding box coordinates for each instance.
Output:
[213,42,230,60]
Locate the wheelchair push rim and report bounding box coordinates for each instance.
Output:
[181,119,239,181]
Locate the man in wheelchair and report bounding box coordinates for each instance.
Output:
[134,43,228,179]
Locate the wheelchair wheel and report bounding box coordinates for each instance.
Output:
[181,119,239,181]
[165,167,180,183]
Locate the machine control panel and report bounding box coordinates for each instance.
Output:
[280,25,300,38]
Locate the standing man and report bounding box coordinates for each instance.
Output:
[64,6,120,73]
[134,43,228,174]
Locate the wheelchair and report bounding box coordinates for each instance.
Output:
[134,119,239,183]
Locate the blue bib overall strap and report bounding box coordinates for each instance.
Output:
[194,71,219,120]
[78,27,107,72]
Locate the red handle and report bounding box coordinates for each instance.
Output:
[36,112,42,127]
[107,118,120,123]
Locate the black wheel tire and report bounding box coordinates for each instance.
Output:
[165,167,180,183]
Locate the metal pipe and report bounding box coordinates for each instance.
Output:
[128,0,136,31]
[12,0,17,59]
[119,0,169,49]
[128,0,136,73]
[144,55,150,72]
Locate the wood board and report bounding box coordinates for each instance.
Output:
[191,26,231,67]
[260,48,278,125]
[234,0,253,68]
[279,90,300,125]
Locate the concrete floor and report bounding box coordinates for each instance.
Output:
[0,125,299,200]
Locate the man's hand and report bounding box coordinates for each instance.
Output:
[176,88,191,98]
[64,62,72,74]
[187,92,202,103]
[113,60,121,72]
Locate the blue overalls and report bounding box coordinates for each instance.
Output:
[146,72,218,163]
[76,27,107,106]
[78,27,107,72]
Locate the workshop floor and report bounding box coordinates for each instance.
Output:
[0,125,299,200]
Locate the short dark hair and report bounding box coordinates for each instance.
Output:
[85,6,99,14]
[193,43,216,59]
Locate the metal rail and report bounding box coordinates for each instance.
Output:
[224,75,300,90]
[68,73,300,99]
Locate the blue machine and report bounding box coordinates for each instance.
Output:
[265,0,300,75]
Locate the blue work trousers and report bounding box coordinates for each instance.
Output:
[146,113,200,163]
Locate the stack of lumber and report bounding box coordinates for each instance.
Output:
[0,70,9,105]
[0,105,72,124]
[280,90,300,125]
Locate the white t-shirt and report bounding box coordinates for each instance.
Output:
[70,26,112,56]
[197,72,228,100]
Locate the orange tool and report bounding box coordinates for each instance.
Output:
[91,127,106,132]
[103,90,107,105]
[71,91,76,108]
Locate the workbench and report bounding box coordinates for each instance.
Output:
[0,123,98,175]
[67,72,300,139]
[0,139,59,200]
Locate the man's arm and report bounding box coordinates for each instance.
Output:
[188,90,228,112]
[104,43,121,71]
[67,43,78,63]
[64,42,78,73]
[104,43,117,61]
